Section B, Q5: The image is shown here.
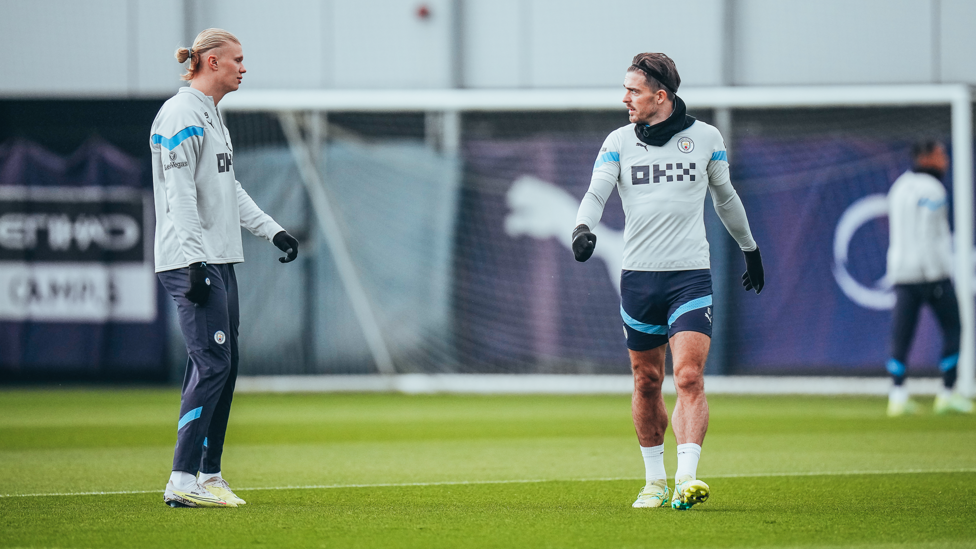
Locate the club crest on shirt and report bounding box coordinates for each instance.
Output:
[214,331,226,345]
[677,137,694,153]
[163,150,188,171]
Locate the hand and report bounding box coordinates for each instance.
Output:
[273,231,299,263]
[572,224,597,262]
[742,248,764,294]
[184,262,211,305]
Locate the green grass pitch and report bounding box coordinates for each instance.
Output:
[1,388,975,548]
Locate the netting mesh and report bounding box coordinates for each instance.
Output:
[223,104,962,377]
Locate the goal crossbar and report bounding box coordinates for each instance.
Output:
[220,84,972,112]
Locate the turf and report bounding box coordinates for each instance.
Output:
[1,389,975,548]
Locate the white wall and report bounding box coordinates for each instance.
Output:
[0,0,973,97]
[941,0,976,83]
[733,0,935,85]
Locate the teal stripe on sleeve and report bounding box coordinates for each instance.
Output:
[710,151,727,162]
[593,151,620,170]
[152,126,205,150]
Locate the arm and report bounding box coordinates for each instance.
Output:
[157,123,207,265]
[707,146,764,293]
[236,180,284,241]
[576,141,620,230]
[236,180,299,263]
[573,136,620,261]
[706,152,757,252]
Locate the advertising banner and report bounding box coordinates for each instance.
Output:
[0,141,166,380]
[458,134,950,375]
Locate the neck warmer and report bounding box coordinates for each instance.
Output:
[634,95,697,147]
[912,166,945,181]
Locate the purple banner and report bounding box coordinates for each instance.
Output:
[457,134,952,375]
[730,137,946,375]
[0,140,167,380]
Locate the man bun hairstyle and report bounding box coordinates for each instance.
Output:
[175,28,240,81]
[628,53,681,101]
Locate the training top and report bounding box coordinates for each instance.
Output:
[887,169,953,284]
[576,119,756,271]
[150,87,283,272]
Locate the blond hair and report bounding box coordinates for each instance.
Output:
[175,28,240,81]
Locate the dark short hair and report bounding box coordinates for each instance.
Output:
[911,140,944,161]
[628,53,681,101]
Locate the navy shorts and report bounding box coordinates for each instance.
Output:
[620,269,713,351]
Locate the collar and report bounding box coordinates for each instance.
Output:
[179,86,216,109]
[634,95,697,147]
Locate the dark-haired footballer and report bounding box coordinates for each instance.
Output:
[885,140,972,416]
[572,52,764,510]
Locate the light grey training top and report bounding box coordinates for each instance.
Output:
[150,87,283,273]
[576,120,756,271]
[887,169,953,284]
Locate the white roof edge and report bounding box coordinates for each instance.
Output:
[218,85,974,112]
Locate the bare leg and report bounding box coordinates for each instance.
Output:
[669,331,710,446]
[630,344,669,447]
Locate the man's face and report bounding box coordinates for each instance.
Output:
[930,144,949,175]
[623,71,665,125]
[918,143,950,176]
[211,42,246,94]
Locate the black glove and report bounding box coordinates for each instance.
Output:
[184,262,211,305]
[273,231,299,263]
[572,224,597,262]
[742,248,765,294]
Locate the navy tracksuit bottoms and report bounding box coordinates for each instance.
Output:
[888,278,961,388]
[158,263,240,475]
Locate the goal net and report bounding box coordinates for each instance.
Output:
[217,86,974,393]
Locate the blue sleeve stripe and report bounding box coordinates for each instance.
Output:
[593,151,620,170]
[177,406,203,430]
[918,197,946,210]
[668,295,712,327]
[621,305,668,335]
[152,126,205,150]
[710,151,728,162]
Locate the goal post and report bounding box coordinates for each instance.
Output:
[219,85,974,395]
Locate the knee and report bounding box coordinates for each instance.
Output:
[673,368,704,396]
[633,364,664,396]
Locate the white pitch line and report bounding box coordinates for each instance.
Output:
[2,468,974,499]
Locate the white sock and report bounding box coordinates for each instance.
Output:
[675,443,702,481]
[889,385,909,404]
[938,387,953,400]
[169,471,198,491]
[640,444,666,484]
[198,471,222,484]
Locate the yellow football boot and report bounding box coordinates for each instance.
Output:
[164,481,236,508]
[934,392,974,415]
[632,479,670,508]
[671,476,709,510]
[201,477,247,505]
[887,397,920,417]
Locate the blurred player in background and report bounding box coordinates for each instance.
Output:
[151,28,300,507]
[885,140,973,416]
[572,53,764,510]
